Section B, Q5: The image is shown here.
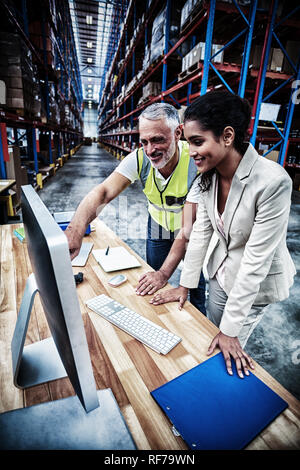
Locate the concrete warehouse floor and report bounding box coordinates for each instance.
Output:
[34,143,300,401]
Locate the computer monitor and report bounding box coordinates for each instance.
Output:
[0,185,136,450]
[12,184,99,413]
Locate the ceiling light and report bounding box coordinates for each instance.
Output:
[86,15,93,25]
[87,58,93,63]
[87,41,93,48]
[87,68,92,74]
[88,78,92,82]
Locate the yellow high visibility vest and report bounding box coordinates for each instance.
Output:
[137,141,197,232]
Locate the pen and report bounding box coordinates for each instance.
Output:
[105,246,109,255]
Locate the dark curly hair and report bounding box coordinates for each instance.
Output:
[184,90,251,192]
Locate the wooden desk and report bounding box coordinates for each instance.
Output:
[1,218,300,450]
[0,179,16,194]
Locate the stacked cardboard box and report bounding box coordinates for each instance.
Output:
[182,42,224,72]
[251,46,285,72]
[60,103,71,128]
[138,82,161,105]
[0,33,40,115]
[48,82,60,124]
[142,82,161,99]
[181,0,202,29]
[29,21,56,70]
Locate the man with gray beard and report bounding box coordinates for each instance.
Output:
[65,103,206,313]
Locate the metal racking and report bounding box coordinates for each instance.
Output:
[0,0,83,219]
[98,0,300,183]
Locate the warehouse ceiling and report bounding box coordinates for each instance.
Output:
[68,0,118,105]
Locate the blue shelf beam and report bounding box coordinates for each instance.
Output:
[162,0,172,97]
[0,127,7,180]
[278,64,300,166]
[201,0,258,97]
[201,0,216,95]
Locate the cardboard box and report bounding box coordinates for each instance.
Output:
[150,5,180,64]
[0,65,22,78]
[6,77,23,88]
[181,0,201,28]
[182,42,204,71]
[252,44,295,73]
[211,44,224,63]
[182,41,223,72]
[265,150,279,163]
[6,97,25,109]
[269,48,284,72]
[142,82,161,97]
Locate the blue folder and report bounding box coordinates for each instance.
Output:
[151,352,288,450]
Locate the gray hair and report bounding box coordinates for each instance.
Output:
[138,103,180,131]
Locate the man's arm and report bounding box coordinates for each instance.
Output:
[136,201,197,296]
[65,171,131,258]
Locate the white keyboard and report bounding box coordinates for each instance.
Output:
[86,294,181,355]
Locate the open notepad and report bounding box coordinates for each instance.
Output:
[92,246,141,272]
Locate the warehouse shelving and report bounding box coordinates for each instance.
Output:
[98,0,300,187]
[248,0,300,171]
[0,0,83,219]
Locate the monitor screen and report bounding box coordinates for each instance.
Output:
[20,185,99,413]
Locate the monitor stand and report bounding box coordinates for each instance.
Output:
[0,389,136,450]
[2,273,137,450]
[11,273,67,388]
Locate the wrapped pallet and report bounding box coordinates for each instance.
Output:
[149,5,181,64]
[0,32,40,116]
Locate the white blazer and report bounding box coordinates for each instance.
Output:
[180,143,296,337]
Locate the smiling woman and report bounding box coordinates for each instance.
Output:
[150,90,296,380]
[184,91,251,192]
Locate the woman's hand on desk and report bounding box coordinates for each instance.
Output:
[150,286,189,310]
[207,332,255,379]
[136,271,168,296]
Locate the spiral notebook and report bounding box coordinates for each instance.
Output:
[92,246,141,272]
[151,352,288,450]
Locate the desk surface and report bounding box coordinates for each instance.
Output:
[1,218,300,450]
[0,179,16,193]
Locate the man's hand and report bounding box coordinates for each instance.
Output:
[136,271,168,296]
[64,225,84,260]
[150,286,189,310]
[207,331,255,378]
